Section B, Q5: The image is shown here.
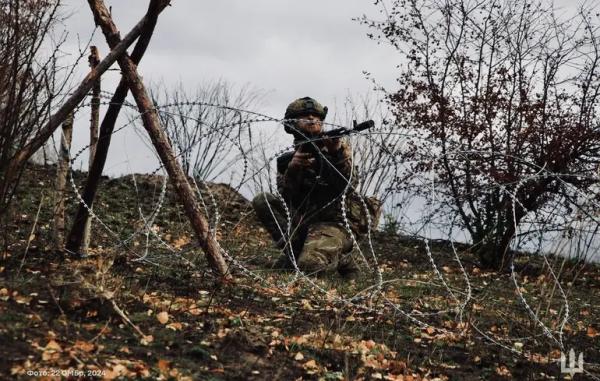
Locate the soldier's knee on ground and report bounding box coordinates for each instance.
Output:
[297,224,351,274]
[297,243,339,274]
[337,248,361,277]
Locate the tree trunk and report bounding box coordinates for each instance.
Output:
[86,0,230,277]
[66,0,165,254]
[81,46,101,255]
[0,3,167,214]
[477,179,554,270]
[53,113,74,250]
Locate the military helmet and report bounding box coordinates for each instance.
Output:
[284,96,328,134]
[284,96,328,120]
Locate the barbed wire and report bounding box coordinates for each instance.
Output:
[57,95,600,378]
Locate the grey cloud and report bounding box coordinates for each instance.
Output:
[56,0,398,176]
[61,0,397,115]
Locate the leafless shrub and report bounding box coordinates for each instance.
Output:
[331,93,417,229]
[0,0,84,215]
[360,0,600,269]
[146,80,264,183]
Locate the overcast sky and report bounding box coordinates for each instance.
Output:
[56,0,578,176]
[52,1,599,259]
[64,1,400,100]
[57,1,401,176]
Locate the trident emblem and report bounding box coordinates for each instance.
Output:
[560,349,584,376]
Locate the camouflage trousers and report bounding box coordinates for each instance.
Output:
[252,192,360,275]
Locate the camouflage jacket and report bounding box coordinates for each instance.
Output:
[276,139,381,236]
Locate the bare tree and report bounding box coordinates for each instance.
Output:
[0,0,169,224]
[333,93,404,201]
[0,0,73,217]
[149,80,263,182]
[361,0,600,269]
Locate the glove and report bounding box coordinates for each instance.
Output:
[289,151,315,170]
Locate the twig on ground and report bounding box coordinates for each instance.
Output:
[46,283,66,318]
[90,318,112,343]
[17,194,45,277]
[110,299,148,341]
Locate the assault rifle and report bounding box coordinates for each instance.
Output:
[277,119,375,174]
[320,119,375,140]
[297,119,375,153]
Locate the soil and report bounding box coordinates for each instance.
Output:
[1,164,598,380]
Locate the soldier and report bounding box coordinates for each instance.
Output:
[252,96,381,276]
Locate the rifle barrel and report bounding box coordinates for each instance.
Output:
[322,119,374,138]
[354,120,375,131]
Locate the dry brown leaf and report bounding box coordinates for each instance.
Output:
[42,340,62,361]
[73,340,94,353]
[496,365,512,377]
[45,340,62,352]
[14,294,32,305]
[528,353,549,364]
[384,374,405,381]
[140,335,154,345]
[217,328,229,338]
[292,335,308,345]
[172,236,191,249]
[104,364,128,380]
[549,349,562,359]
[167,322,183,331]
[119,346,131,354]
[157,311,169,325]
[158,359,171,373]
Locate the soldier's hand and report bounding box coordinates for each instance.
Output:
[289,151,315,170]
[324,136,342,153]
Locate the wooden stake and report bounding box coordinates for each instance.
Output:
[82,46,101,254]
[87,0,230,277]
[53,113,74,250]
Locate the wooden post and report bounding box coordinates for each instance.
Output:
[87,0,230,277]
[66,1,164,255]
[81,46,101,254]
[53,113,74,250]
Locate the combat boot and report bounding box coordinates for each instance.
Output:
[271,237,303,270]
[337,249,360,278]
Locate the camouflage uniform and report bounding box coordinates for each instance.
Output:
[252,97,381,275]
